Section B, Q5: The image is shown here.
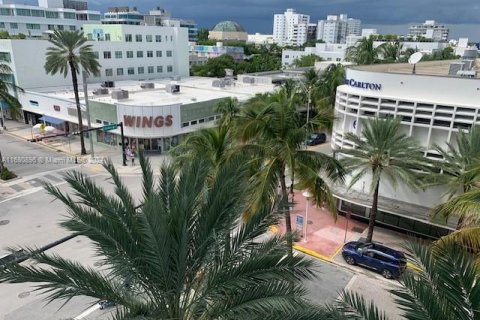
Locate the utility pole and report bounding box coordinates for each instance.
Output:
[119,122,127,166]
[82,71,94,158]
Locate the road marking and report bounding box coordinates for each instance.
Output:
[344,274,358,292]
[73,303,101,320]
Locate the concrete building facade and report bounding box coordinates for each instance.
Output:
[408,20,449,41]
[0,0,101,37]
[273,8,310,46]
[317,14,361,44]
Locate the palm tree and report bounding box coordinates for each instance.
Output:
[433,185,480,228]
[378,42,402,63]
[44,30,100,155]
[214,97,240,127]
[0,63,23,129]
[429,127,480,226]
[234,87,345,255]
[345,36,381,65]
[0,155,328,319]
[339,117,427,243]
[318,64,346,109]
[335,241,480,320]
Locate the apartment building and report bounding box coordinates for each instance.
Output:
[273,8,311,46]
[408,20,449,41]
[317,14,361,44]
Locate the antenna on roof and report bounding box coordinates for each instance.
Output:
[408,52,423,74]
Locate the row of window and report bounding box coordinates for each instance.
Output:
[104,65,173,76]
[181,115,221,128]
[125,34,174,43]
[0,22,75,31]
[98,50,173,59]
[0,8,100,20]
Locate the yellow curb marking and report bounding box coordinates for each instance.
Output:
[331,245,344,259]
[293,245,332,262]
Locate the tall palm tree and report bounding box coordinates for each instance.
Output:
[0,63,23,129]
[346,36,381,65]
[429,127,480,226]
[339,117,427,243]
[335,241,480,320]
[0,155,328,319]
[44,30,100,155]
[318,63,346,109]
[234,87,345,256]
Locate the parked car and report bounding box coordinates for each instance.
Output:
[341,241,407,279]
[306,132,327,146]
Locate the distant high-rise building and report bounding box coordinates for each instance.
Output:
[317,14,361,44]
[408,20,449,41]
[273,8,310,46]
[144,7,197,42]
[102,6,144,25]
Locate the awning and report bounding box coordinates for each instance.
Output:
[39,115,65,125]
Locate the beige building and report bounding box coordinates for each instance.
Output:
[208,20,248,42]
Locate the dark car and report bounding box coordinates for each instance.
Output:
[341,241,407,279]
[99,300,116,310]
[306,133,327,146]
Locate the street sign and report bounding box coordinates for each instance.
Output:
[296,214,304,232]
[102,124,118,132]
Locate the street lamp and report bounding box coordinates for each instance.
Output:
[302,190,313,242]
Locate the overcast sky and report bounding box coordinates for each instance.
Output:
[24,0,480,40]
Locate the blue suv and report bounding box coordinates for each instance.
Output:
[341,241,407,279]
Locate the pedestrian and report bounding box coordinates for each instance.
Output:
[130,148,135,166]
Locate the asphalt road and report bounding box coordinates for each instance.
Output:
[0,133,79,178]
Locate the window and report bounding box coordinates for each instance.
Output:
[116,68,124,76]
[105,33,110,41]
[156,50,162,57]
[165,35,168,41]
[126,51,133,58]
[157,66,163,73]
[57,25,64,30]
[135,34,142,42]
[0,52,11,62]
[103,51,111,59]
[0,22,5,29]
[167,65,173,72]
[146,35,152,42]
[147,51,153,58]
[26,24,41,30]
[88,14,101,20]
[166,50,172,57]
[31,10,44,17]
[69,25,76,31]
[155,35,162,42]
[138,67,144,74]
[105,68,113,77]
[136,51,143,58]
[0,8,12,16]
[93,51,99,59]
[170,35,173,41]
[10,23,18,29]
[127,67,135,75]
[16,8,31,16]
[45,11,59,18]
[125,34,132,42]
[63,12,76,19]
[148,66,154,74]
[115,51,122,59]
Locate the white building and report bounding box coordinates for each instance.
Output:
[247,33,274,45]
[273,8,310,46]
[18,77,275,152]
[282,42,349,67]
[101,6,144,25]
[331,60,480,238]
[408,20,449,41]
[317,14,361,44]
[0,24,189,89]
[0,0,101,37]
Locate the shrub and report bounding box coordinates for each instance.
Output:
[0,167,16,180]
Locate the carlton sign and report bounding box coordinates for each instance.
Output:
[123,115,173,128]
[345,78,382,90]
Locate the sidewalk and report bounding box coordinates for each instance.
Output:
[277,190,413,264]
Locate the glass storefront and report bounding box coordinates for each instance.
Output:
[130,136,180,154]
[337,199,453,240]
[96,130,117,146]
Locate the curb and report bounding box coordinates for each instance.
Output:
[4,130,78,158]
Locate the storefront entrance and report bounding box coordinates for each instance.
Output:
[129,136,180,154]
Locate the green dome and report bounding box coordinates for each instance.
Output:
[212,21,245,32]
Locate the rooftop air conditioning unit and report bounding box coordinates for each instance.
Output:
[166,84,180,93]
[93,88,109,95]
[243,77,255,84]
[101,81,115,88]
[111,89,129,100]
[212,79,226,88]
[140,82,155,89]
[457,70,477,78]
[448,62,464,76]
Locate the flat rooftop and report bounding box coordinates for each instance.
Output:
[29,77,276,106]
[353,59,480,79]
